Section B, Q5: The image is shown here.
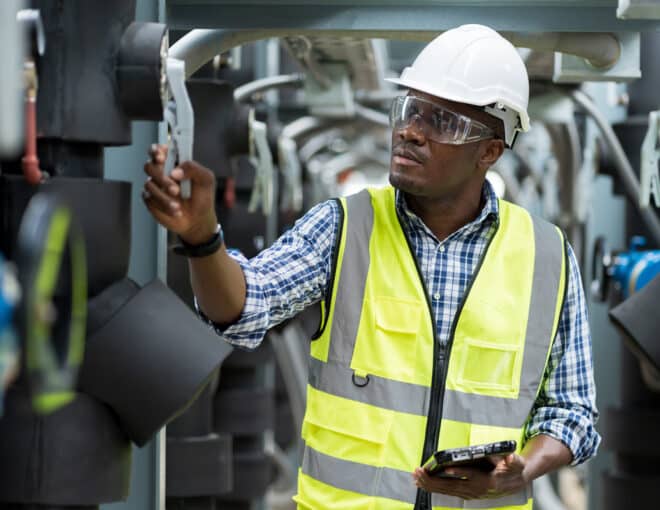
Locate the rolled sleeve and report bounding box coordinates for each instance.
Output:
[526,404,600,466]
[196,199,341,350]
[524,242,601,466]
[196,249,270,350]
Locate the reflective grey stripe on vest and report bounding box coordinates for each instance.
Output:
[441,213,565,428]
[311,194,565,430]
[302,444,531,508]
[518,215,564,410]
[327,189,373,365]
[309,356,430,416]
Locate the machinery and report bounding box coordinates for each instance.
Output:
[1,1,660,510]
[592,235,660,301]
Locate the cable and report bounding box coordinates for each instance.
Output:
[234,73,304,102]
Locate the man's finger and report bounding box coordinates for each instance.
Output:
[143,192,178,226]
[418,476,474,498]
[149,143,168,163]
[503,453,524,469]
[144,161,181,196]
[143,188,174,219]
[145,180,182,217]
[415,468,432,483]
[443,468,470,479]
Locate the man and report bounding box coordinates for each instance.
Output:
[143,24,599,510]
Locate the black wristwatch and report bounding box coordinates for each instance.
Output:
[172,224,224,258]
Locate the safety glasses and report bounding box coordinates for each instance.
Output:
[389,95,495,145]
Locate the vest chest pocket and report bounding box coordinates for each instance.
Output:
[451,295,526,398]
[456,336,523,398]
[352,296,424,384]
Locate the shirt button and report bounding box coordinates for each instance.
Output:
[433,292,441,300]
[438,245,445,253]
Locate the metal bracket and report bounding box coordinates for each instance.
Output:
[618,0,660,19]
[16,9,46,57]
[304,63,355,118]
[247,109,274,215]
[553,32,641,83]
[164,57,194,199]
[640,111,660,209]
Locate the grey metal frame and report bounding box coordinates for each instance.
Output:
[166,0,660,32]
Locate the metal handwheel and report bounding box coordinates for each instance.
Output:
[16,192,87,414]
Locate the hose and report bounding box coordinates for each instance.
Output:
[21,61,43,185]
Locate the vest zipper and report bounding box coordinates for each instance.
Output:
[398,224,440,510]
[400,215,500,510]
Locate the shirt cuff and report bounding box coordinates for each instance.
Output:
[525,407,601,466]
[194,249,270,350]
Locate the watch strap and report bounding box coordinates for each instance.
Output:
[172,224,224,258]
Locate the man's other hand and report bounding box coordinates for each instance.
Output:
[142,144,218,245]
[412,453,527,500]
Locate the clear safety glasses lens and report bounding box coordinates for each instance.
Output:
[389,96,494,145]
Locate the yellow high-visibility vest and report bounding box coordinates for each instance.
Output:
[294,186,567,510]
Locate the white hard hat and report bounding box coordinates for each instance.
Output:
[386,24,530,147]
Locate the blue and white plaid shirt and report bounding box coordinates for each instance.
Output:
[200,179,600,466]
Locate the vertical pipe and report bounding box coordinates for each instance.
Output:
[155,4,167,510]
[0,0,24,157]
[21,67,43,185]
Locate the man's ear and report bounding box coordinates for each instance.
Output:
[478,139,505,172]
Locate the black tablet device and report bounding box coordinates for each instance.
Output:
[422,440,517,476]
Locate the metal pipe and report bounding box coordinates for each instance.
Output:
[569,88,660,246]
[281,116,329,140]
[169,29,224,78]
[21,61,43,184]
[169,29,274,78]
[234,73,304,102]
[299,127,347,163]
[354,103,389,127]
[277,117,334,212]
[170,29,622,79]
[505,32,621,69]
[0,0,25,156]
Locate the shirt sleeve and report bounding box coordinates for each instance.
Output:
[524,242,601,466]
[196,199,341,350]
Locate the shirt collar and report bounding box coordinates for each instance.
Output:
[395,179,499,239]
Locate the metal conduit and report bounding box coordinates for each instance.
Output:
[234,73,304,102]
[505,32,620,69]
[280,116,328,140]
[169,29,274,78]
[569,89,660,246]
[170,29,622,80]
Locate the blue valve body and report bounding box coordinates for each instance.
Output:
[610,236,660,297]
[0,254,19,416]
